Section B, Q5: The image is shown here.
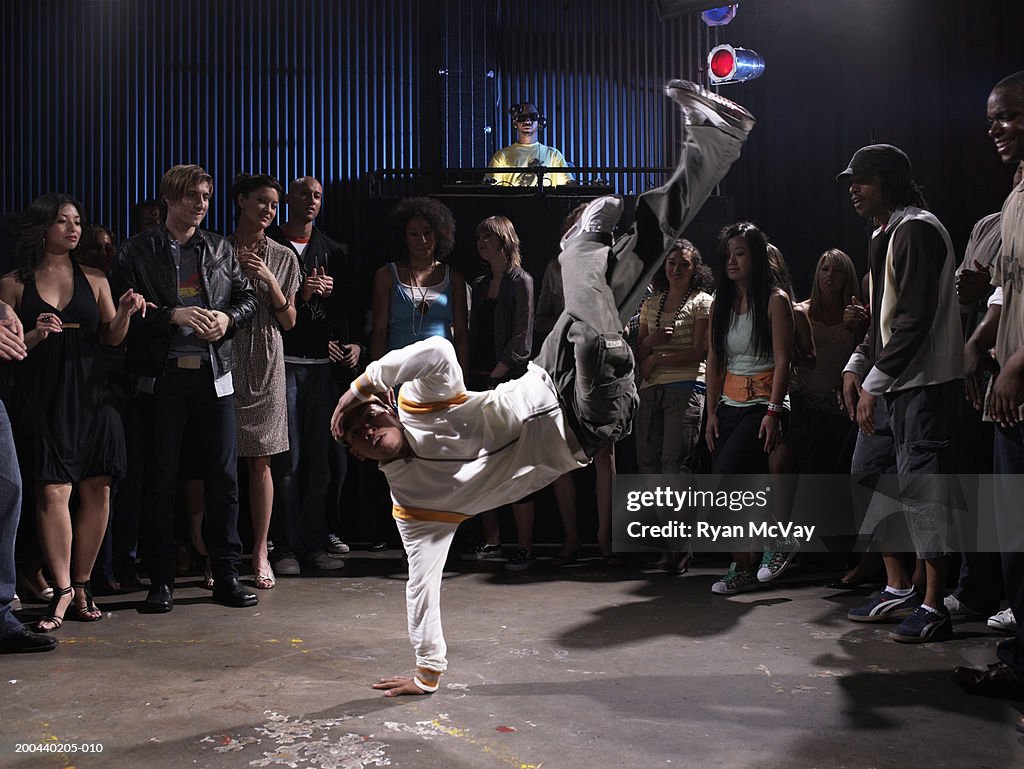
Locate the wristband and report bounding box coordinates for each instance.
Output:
[271,298,291,313]
[766,402,784,415]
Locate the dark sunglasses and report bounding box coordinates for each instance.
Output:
[515,112,541,124]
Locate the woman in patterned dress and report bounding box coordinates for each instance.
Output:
[229,174,301,590]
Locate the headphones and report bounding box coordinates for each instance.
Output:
[509,102,547,130]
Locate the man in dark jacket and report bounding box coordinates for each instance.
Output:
[267,176,363,573]
[111,164,259,613]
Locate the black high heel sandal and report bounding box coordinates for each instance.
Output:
[71,581,103,622]
[35,586,72,633]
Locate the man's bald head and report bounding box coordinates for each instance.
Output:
[286,176,324,224]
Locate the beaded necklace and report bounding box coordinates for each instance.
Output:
[655,286,695,329]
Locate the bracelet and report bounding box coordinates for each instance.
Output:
[766,402,785,414]
[271,298,291,313]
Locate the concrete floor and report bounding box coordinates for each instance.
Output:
[2,553,1020,769]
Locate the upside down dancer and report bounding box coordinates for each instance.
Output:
[331,79,755,696]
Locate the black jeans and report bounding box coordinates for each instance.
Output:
[994,423,1024,674]
[270,362,340,557]
[140,367,242,586]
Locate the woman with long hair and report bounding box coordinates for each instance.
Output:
[0,193,147,630]
[464,215,536,569]
[635,239,714,573]
[228,174,301,589]
[704,222,794,595]
[794,249,865,471]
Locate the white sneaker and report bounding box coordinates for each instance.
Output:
[988,607,1017,632]
[943,594,984,619]
[559,195,623,249]
[11,592,22,612]
[664,79,756,134]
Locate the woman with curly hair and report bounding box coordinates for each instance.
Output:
[369,197,469,369]
[365,198,470,550]
[635,239,714,572]
[0,193,147,631]
[636,239,714,472]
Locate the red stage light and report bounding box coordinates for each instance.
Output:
[710,48,735,79]
[707,44,765,84]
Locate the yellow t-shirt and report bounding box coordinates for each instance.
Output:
[485,142,573,187]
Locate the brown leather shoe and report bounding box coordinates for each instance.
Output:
[952,662,1024,699]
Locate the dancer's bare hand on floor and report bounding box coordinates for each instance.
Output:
[372,676,429,697]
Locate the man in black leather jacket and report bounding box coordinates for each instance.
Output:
[111,163,259,613]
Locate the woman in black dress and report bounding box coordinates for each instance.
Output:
[0,193,148,631]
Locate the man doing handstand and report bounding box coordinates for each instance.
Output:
[331,80,755,696]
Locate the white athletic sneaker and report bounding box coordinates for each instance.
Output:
[664,79,756,134]
[988,607,1017,632]
[943,594,984,619]
[559,195,623,250]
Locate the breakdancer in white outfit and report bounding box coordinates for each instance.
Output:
[331,80,755,696]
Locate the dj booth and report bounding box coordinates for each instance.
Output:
[363,166,733,284]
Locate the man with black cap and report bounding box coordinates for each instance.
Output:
[332,80,754,696]
[838,143,963,643]
[485,101,574,187]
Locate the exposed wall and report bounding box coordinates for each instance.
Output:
[2,0,1021,290]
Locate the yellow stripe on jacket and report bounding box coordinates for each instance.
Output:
[398,392,469,414]
[392,504,471,525]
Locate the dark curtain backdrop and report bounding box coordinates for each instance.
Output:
[1,0,1021,292]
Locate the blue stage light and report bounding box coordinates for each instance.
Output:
[701,5,738,26]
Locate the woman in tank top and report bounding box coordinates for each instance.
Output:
[704,222,794,595]
[366,198,469,550]
[0,193,148,632]
[369,197,469,368]
[793,249,865,472]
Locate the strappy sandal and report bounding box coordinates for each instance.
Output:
[252,559,276,590]
[71,581,103,622]
[35,586,73,633]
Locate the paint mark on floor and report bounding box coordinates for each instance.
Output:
[201,710,389,768]
[384,718,540,768]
